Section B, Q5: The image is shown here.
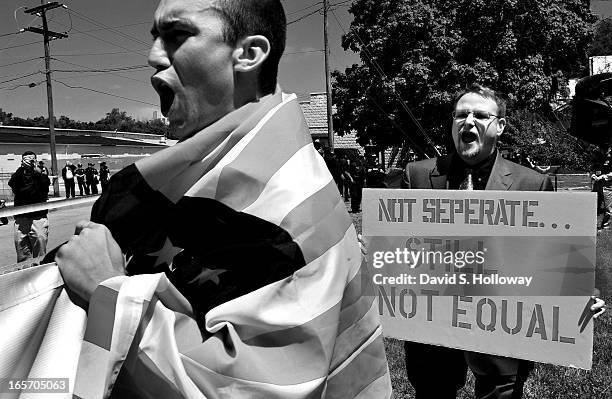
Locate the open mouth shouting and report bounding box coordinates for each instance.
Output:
[460,130,479,144]
[151,76,176,118]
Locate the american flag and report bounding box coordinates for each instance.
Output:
[12,90,390,398]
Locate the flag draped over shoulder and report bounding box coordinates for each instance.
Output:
[72,89,392,398]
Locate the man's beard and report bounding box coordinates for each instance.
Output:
[458,141,481,160]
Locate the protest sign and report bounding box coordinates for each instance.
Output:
[363,189,596,369]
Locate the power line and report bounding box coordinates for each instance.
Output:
[330,9,439,157]
[0,71,41,85]
[52,65,149,73]
[0,57,42,69]
[284,49,323,55]
[328,48,430,158]
[69,21,150,35]
[52,20,148,57]
[0,31,22,39]
[50,50,143,57]
[286,0,353,26]
[0,80,45,91]
[0,40,49,51]
[64,7,151,47]
[52,79,158,106]
[51,57,150,85]
[286,1,322,17]
[287,8,322,25]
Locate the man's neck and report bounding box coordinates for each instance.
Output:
[457,149,498,171]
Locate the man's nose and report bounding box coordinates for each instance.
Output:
[148,39,170,70]
[464,112,476,127]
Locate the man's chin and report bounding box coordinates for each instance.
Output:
[458,145,481,163]
[167,120,194,141]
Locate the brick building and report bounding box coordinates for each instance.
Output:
[298,92,364,158]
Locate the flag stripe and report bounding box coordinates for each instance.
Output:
[242,144,331,226]
[83,285,118,351]
[337,260,376,335]
[73,341,112,398]
[279,178,344,239]
[205,227,362,341]
[292,197,353,265]
[215,97,312,211]
[331,299,380,371]
[325,332,389,399]
[181,355,327,399]
[353,371,392,399]
[139,305,205,398]
[137,91,282,199]
[113,350,188,399]
[184,319,335,384]
[185,95,297,202]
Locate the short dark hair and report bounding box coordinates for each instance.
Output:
[216,0,286,94]
[453,84,507,118]
[22,150,36,158]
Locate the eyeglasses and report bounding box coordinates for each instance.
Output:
[452,110,499,121]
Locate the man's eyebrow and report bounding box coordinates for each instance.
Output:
[150,6,222,36]
[151,19,193,36]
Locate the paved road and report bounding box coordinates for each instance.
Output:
[0,203,92,267]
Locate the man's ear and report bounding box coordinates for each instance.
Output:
[496,117,506,137]
[233,35,270,73]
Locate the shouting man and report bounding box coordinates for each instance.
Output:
[54,0,391,397]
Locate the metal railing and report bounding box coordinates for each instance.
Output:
[0,195,98,219]
[0,196,99,274]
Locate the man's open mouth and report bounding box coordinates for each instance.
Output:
[152,77,175,117]
[460,131,479,144]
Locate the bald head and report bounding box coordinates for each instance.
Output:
[215,0,286,94]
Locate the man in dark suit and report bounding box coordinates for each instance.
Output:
[388,84,552,399]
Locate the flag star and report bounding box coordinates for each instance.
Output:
[148,237,183,267]
[189,268,227,286]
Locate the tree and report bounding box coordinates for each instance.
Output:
[95,108,136,131]
[502,109,596,171]
[0,108,170,136]
[589,18,612,56]
[332,0,597,157]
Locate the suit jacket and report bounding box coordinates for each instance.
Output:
[390,152,553,377]
[393,152,554,192]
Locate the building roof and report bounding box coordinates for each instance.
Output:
[0,131,166,147]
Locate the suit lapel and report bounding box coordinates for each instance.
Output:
[429,156,452,189]
[485,153,513,190]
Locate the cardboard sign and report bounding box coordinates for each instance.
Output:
[363,189,596,369]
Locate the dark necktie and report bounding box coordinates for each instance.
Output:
[459,168,474,190]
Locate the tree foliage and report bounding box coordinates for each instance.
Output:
[503,109,597,171]
[332,0,597,158]
[0,107,169,136]
[589,17,612,56]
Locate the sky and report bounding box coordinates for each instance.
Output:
[0,0,360,122]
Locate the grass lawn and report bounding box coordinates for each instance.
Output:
[348,207,612,399]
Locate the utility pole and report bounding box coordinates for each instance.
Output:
[323,0,335,151]
[24,1,67,197]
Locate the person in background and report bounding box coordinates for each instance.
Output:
[85,162,99,195]
[75,163,87,196]
[596,148,612,230]
[99,162,111,193]
[61,161,77,199]
[366,162,386,188]
[0,199,8,226]
[8,151,50,262]
[318,147,342,195]
[349,159,365,213]
[37,160,49,176]
[339,155,352,201]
